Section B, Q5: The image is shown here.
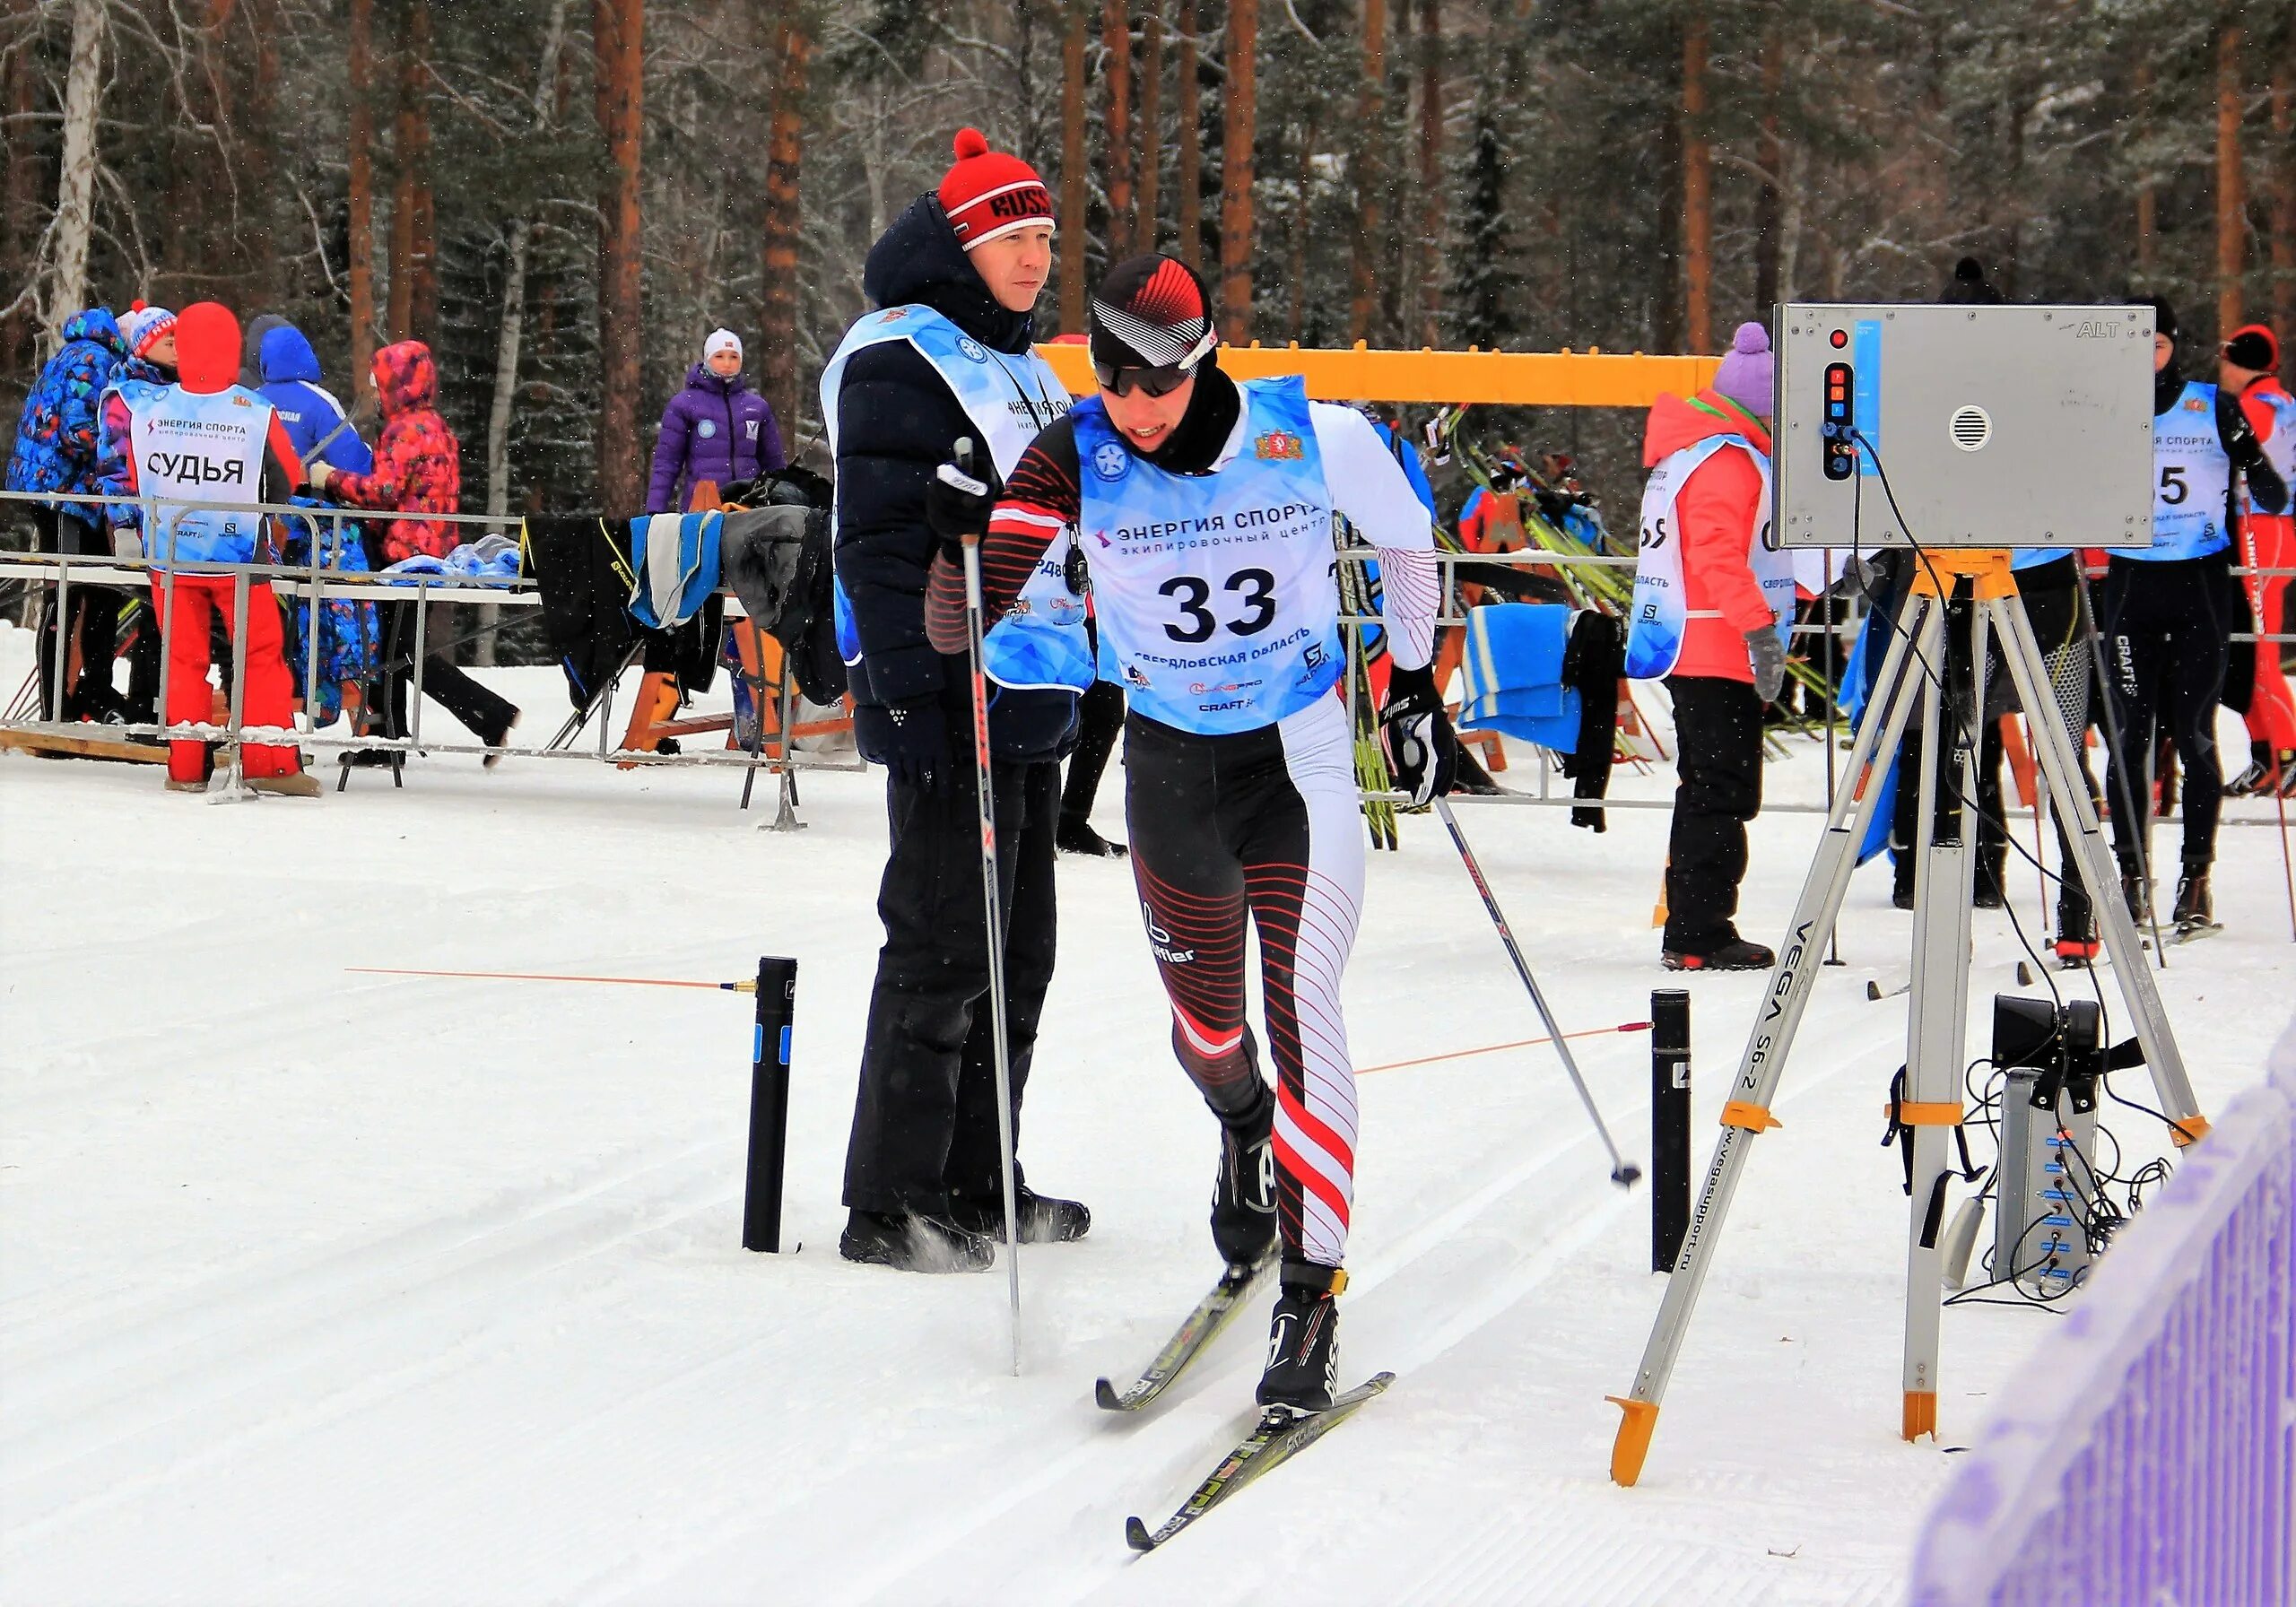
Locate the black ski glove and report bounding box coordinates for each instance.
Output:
[876,698,951,795]
[926,440,1003,558]
[1380,661,1457,806]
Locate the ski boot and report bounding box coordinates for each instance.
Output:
[838,1210,996,1273]
[950,1183,1091,1245]
[1056,812,1128,858]
[1662,936,1776,972]
[1257,1261,1344,1416]
[1973,852,2006,910]
[2119,864,2154,928]
[2225,742,2274,798]
[2170,863,2220,942]
[2054,883,2100,969]
[1211,1085,1278,1270]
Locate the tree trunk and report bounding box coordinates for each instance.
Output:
[1286,125,1310,343]
[2215,22,2246,342]
[1348,0,1387,343]
[1176,0,1202,269]
[1061,1,1088,333]
[2134,61,2155,277]
[1650,32,1682,355]
[1135,5,1162,254]
[1103,1,1135,260]
[348,0,377,393]
[1219,0,1257,341]
[1415,0,1443,345]
[594,0,646,512]
[1682,8,1711,355]
[1752,13,1782,313]
[760,8,811,443]
[406,0,438,343]
[4,21,44,368]
[2273,62,2292,360]
[40,0,106,347]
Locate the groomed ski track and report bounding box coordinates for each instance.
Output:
[4,642,2289,1605]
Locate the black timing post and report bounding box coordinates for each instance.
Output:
[742,955,799,1253]
[1651,990,1692,1272]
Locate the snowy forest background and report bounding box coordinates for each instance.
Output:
[4,0,2293,524]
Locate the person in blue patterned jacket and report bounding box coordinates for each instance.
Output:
[5,306,133,720]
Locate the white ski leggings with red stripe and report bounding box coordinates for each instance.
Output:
[1124,693,1365,1268]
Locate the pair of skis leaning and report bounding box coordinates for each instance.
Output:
[1096,1255,1391,1552]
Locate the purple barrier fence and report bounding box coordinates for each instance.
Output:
[1909,1016,2296,1607]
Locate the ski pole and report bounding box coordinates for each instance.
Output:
[349,965,756,992]
[950,439,1025,1376]
[1432,798,1641,1187]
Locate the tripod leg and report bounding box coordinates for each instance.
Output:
[1607,593,1944,1485]
[1899,596,1984,1441]
[1989,598,2207,1139]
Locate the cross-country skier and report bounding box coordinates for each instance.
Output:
[2100,298,2287,935]
[922,252,1455,1413]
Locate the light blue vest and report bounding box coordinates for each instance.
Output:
[1047,378,1343,735]
[2111,381,2231,562]
[817,306,1068,665]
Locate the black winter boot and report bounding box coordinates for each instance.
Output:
[838,1210,996,1273]
[2118,862,2153,926]
[1211,1085,1278,1269]
[1056,812,1128,857]
[1257,1261,1344,1416]
[1662,936,1777,972]
[2171,863,2219,939]
[2054,882,2099,967]
[950,1184,1091,1245]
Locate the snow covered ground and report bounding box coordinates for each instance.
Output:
[4,620,2291,1606]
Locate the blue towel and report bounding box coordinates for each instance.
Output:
[629,511,724,630]
[1457,603,1581,752]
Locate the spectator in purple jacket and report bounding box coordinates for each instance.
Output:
[645,329,788,513]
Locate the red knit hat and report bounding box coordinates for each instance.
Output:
[937,127,1054,252]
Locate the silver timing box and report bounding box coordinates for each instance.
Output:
[1771,303,2155,550]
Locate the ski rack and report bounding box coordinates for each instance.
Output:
[1605,551,2209,1486]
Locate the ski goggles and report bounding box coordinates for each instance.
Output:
[1093,359,1198,398]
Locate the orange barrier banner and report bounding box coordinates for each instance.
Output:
[1035,341,1721,407]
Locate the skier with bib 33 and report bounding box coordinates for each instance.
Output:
[923,252,1454,1414]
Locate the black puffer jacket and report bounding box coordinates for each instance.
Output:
[831,195,1073,762]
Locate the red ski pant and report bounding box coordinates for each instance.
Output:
[151,574,300,782]
[2241,517,2295,751]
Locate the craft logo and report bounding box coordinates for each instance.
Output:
[1254,430,1305,461]
[957,337,989,364]
[697,420,717,439]
[1091,440,1131,482]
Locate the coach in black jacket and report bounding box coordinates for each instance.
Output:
[830,130,1087,1271]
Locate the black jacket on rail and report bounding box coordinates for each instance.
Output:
[830,195,1074,761]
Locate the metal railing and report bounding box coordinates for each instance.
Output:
[1906,1019,2296,1606]
[1,489,865,807]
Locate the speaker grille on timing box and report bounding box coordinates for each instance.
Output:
[1950,404,1991,451]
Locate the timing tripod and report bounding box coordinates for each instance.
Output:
[1606,550,2210,1486]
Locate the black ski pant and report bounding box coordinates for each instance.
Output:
[2099,555,2229,871]
[843,721,1061,1218]
[371,601,518,743]
[1662,675,1764,955]
[1061,677,1124,824]
[31,508,124,721]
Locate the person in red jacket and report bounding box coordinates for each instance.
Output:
[309,339,519,765]
[2221,324,2295,796]
[1640,322,1789,970]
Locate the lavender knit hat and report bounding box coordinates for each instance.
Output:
[1711,321,1774,418]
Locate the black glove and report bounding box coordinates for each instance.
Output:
[877,699,951,794]
[1380,661,1457,806]
[1745,627,1787,703]
[926,439,1002,555]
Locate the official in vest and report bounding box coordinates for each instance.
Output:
[2100,298,2288,934]
[923,252,1454,1415]
[823,128,1085,1272]
[98,301,317,796]
[1628,321,1796,971]
[2220,322,2296,799]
